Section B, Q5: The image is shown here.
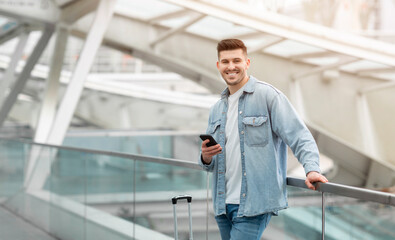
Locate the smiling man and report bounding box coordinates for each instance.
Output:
[199,39,328,240]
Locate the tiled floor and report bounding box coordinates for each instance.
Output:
[0,207,57,240]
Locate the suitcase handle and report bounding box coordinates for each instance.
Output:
[172,195,193,240]
[172,195,192,204]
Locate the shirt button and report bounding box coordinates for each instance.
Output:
[242,193,246,197]
[241,131,244,135]
[239,111,242,115]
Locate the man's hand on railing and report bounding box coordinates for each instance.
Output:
[305,171,328,190]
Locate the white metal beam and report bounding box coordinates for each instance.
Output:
[290,51,337,60]
[357,67,395,76]
[0,24,54,127]
[148,9,192,24]
[0,1,59,24]
[359,81,395,94]
[356,95,380,159]
[231,31,266,40]
[59,0,100,25]
[150,13,205,47]
[163,0,395,67]
[0,24,26,45]
[289,79,306,120]
[0,30,29,105]
[70,29,224,93]
[46,0,117,146]
[56,0,80,8]
[34,26,69,144]
[248,37,284,54]
[292,57,359,80]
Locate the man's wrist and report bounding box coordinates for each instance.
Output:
[201,155,211,165]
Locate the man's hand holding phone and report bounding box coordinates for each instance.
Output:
[200,134,222,164]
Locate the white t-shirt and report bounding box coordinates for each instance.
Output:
[225,86,245,204]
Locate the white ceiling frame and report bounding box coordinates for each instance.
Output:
[149,13,205,47]
[148,9,193,24]
[0,23,27,45]
[359,81,395,95]
[162,0,395,67]
[60,0,100,25]
[248,37,284,54]
[84,80,216,109]
[111,9,392,85]
[357,67,395,76]
[290,51,339,60]
[70,28,225,93]
[292,57,360,80]
[231,31,266,40]
[0,1,59,24]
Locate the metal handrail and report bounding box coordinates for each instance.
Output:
[2,137,395,206]
[287,177,395,206]
[0,137,201,170]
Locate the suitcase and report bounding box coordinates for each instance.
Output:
[171,195,193,240]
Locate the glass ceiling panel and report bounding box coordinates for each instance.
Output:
[375,73,395,80]
[116,0,182,20]
[0,17,8,27]
[243,36,284,53]
[264,39,325,58]
[186,16,256,40]
[339,60,391,72]
[303,57,340,66]
[160,16,193,28]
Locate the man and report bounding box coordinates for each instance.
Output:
[199,39,328,240]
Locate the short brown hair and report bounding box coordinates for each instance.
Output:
[217,39,247,58]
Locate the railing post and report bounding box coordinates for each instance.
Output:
[322,192,325,240]
[206,171,209,240]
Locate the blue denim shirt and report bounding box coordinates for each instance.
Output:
[199,76,321,217]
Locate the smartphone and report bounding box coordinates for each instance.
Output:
[199,134,218,147]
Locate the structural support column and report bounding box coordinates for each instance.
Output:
[25,0,117,191]
[46,0,117,146]
[0,24,54,127]
[289,78,307,120]
[356,94,380,159]
[0,29,29,105]
[24,26,70,188]
[34,25,69,143]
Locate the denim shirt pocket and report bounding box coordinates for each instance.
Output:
[242,116,269,147]
[208,119,221,141]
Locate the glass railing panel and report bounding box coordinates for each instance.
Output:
[84,153,135,240]
[324,192,395,240]
[63,135,174,157]
[262,185,323,240]
[0,139,27,198]
[205,171,221,240]
[48,148,87,240]
[0,140,53,234]
[134,160,206,239]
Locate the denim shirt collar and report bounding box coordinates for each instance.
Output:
[220,76,257,99]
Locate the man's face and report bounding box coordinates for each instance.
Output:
[217,49,250,87]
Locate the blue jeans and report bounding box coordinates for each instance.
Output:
[215,204,272,240]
